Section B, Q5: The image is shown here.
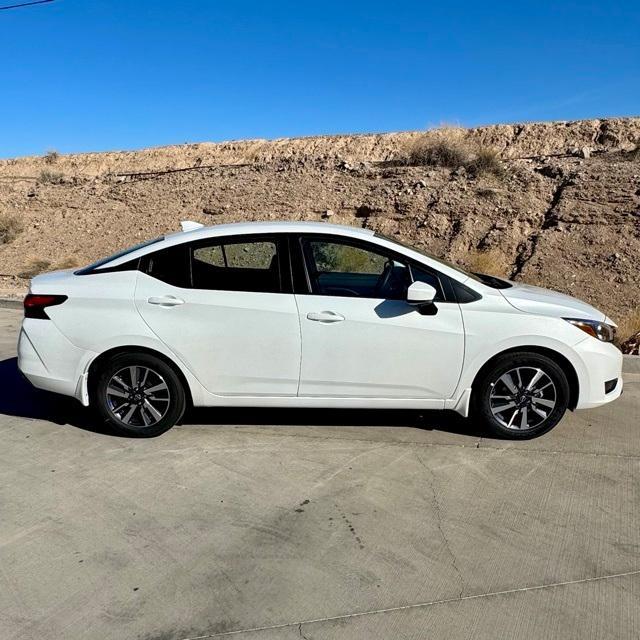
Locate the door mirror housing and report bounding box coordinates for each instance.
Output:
[407,281,436,305]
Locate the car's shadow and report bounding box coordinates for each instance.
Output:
[0,357,483,439]
[0,357,99,429]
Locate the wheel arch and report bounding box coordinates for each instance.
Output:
[87,345,194,408]
[471,346,579,411]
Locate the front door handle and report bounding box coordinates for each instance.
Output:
[307,311,345,323]
[147,295,185,307]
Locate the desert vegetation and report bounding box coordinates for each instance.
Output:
[16,255,79,279]
[398,129,504,177]
[463,248,510,277]
[37,169,64,184]
[476,187,499,199]
[54,256,79,270]
[0,214,22,245]
[617,308,640,347]
[17,259,51,279]
[626,144,640,161]
[44,150,60,164]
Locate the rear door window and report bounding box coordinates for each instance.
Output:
[191,238,282,293]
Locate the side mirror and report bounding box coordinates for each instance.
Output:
[407,281,436,305]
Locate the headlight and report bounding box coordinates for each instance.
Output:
[564,318,615,342]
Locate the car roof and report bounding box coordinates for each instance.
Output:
[165,220,376,242]
[100,221,375,268]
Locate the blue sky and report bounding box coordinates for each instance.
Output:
[1,0,638,158]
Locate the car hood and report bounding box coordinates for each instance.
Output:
[498,281,608,323]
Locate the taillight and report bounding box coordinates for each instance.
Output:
[23,294,68,319]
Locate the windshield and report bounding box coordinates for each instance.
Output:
[76,236,164,274]
[374,232,512,289]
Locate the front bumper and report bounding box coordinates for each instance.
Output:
[573,337,623,410]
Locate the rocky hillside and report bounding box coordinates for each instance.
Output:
[0,117,639,342]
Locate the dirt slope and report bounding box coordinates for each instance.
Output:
[0,117,638,336]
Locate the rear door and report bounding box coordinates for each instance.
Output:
[135,235,301,397]
[292,234,465,399]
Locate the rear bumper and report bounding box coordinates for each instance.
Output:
[573,338,623,410]
[17,320,95,405]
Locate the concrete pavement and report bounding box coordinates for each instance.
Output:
[0,308,638,639]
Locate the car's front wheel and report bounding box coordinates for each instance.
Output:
[472,352,570,439]
[93,352,186,437]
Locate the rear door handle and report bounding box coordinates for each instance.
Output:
[307,311,345,323]
[147,295,185,307]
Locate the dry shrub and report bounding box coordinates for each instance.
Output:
[44,150,60,164]
[626,144,640,161]
[468,147,505,177]
[16,256,79,279]
[242,140,269,163]
[616,308,640,345]
[37,170,64,184]
[0,214,22,244]
[399,129,505,177]
[476,187,499,199]
[55,256,80,270]
[465,248,510,277]
[406,138,469,168]
[18,259,51,279]
[401,128,466,167]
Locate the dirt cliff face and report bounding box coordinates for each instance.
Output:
[0,117,638,336]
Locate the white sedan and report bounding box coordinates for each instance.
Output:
[18,221,622,438]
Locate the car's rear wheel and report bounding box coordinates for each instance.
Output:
[472,352,570,439]
[93,352,186,437]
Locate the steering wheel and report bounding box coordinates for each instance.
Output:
[374,260,395,297]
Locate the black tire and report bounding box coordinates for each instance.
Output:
[472,352,570,439]
[92,352,186,437]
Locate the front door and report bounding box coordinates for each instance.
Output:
[294,235,464,399]
[135,235,301,397]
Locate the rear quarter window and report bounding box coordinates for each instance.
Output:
[144,244,191,288]
[76,237,164,274]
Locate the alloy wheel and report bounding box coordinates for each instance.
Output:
[105,365,171,427]
[489,366,557,430]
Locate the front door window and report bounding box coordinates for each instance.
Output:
[302,238,411,299]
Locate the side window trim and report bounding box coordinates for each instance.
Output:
[220,244,228,268]
[297,236,314,294]
[287,235,311,295]
[300,236,320,293]
[282,235,297,295]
